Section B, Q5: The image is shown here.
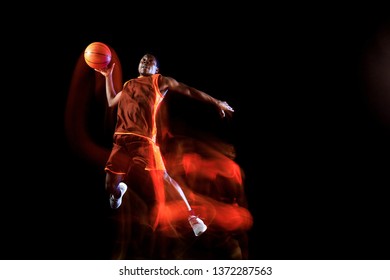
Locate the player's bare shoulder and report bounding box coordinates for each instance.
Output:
[159,75,177,93]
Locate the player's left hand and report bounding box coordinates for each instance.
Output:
[218,100,234,118]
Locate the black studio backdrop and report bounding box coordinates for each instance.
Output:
[3,7,390,260]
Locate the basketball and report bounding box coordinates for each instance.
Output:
[84,42,112,69]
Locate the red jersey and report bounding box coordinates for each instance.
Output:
[114,74,164,143]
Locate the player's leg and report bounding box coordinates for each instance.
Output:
[163,171,207,236]
[105,171,127,209]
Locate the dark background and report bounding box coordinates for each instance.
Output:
[2,4,390,260]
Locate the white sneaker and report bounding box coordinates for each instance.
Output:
[109,182,128,209]
[188,215,207,236]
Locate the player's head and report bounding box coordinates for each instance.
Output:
[138,53,159,76]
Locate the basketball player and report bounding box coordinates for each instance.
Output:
[95,53,234,237]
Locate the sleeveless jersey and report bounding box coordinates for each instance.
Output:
[114,74,164,143]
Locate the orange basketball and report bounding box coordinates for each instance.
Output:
[84,42,112,69]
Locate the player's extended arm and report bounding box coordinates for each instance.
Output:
[161,76,234,118]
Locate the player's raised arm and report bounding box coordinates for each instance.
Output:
[160,75,234,118]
